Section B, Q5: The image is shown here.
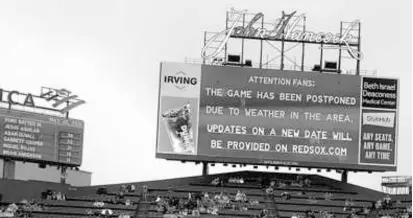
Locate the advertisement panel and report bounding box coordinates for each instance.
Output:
[0,109,84,166]
[156,62,398,171]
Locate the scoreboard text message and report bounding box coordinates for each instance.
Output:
[0,109,84,165]
[156,62,398,171]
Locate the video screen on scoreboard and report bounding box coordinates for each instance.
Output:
[156,62,399,172]
[0,109,84,166]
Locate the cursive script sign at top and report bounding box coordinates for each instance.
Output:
[201,8,362,60]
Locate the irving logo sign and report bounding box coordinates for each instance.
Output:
[164,71,198,90]
[201,8,362,60]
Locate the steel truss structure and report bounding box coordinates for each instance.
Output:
[202,9,364,75]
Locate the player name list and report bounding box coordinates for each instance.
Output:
[0,110,84,165]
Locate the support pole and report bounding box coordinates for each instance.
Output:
[2,159,15,180]
[319,40,324,73]
[341,170,348,183]
[280,13,285,70]
[224,11,228,63]
[202,162,209,176]
[338,22,343,74]
[356,22,361,75]
[60,166,67,184]
[203,31,207,64]
[259,14,264,69]
[301,16,306,72]
[241,13,245,65]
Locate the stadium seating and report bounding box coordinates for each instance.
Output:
[0,171,411,218]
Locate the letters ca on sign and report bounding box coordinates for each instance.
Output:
[0,89,35,107]
[201,8,362,60]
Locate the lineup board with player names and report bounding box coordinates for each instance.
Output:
[0,109,84,166]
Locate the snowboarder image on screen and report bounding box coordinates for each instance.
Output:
[162,103,195,154]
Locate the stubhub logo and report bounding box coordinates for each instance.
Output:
[164,71,197,90]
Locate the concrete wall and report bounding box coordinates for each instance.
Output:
[0,159,91,186]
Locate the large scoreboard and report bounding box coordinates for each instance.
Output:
[0,109,84,166]
[156,62,399,172]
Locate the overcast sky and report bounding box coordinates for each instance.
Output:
[0,0,411,191]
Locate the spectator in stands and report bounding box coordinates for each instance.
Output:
[209,205,219,215]
[249,199,259,206]
[322,211,335,218]
[118,213,131,218]
[93,200,105,207]
[291,213,300,218]
[85,208,94,216]
[305,209,316,218]
[344,199,354,211]
[155,196,162,203]
[231,177,244,184]
[211,177,220,186]
[193,192,202,203]
[382,195,392,209]
[265,186,274,195]
[191,209,200,216]
[324,192,333,201]
[281,191,291,201]
[258,209,269,218]
[235,190,246,202]
[297,190,306,196]
[375,199,382,210]
[41,189,54,200]
[125,199,131,206]
[0,203,18,218]
[167,186,174,197]
[0,207,14,218]
[221,192,230,204]
[400,211,410,218]
[270,180,276,187]
[304,178,311,188]
[308,196,318,204]
[120,185,127,192]
[55,192,66,201]
[203,192,210,200]
[141,185,148,201]
[281,192,291,201]
[117,190,125,200]
[18,199,42,217]
[292,176,304,187]
[127,184,136,193]
[97,187,108,196]
[101,208,113,218]
[277,181,287,188]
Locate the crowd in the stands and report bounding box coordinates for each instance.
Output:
[368,195,411,218]
[153,189,261,217]
[0,184,137,218]
[1,175,411,218]
[86,184,136,217]
[0,199,43,218]
[41,189,66,201]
